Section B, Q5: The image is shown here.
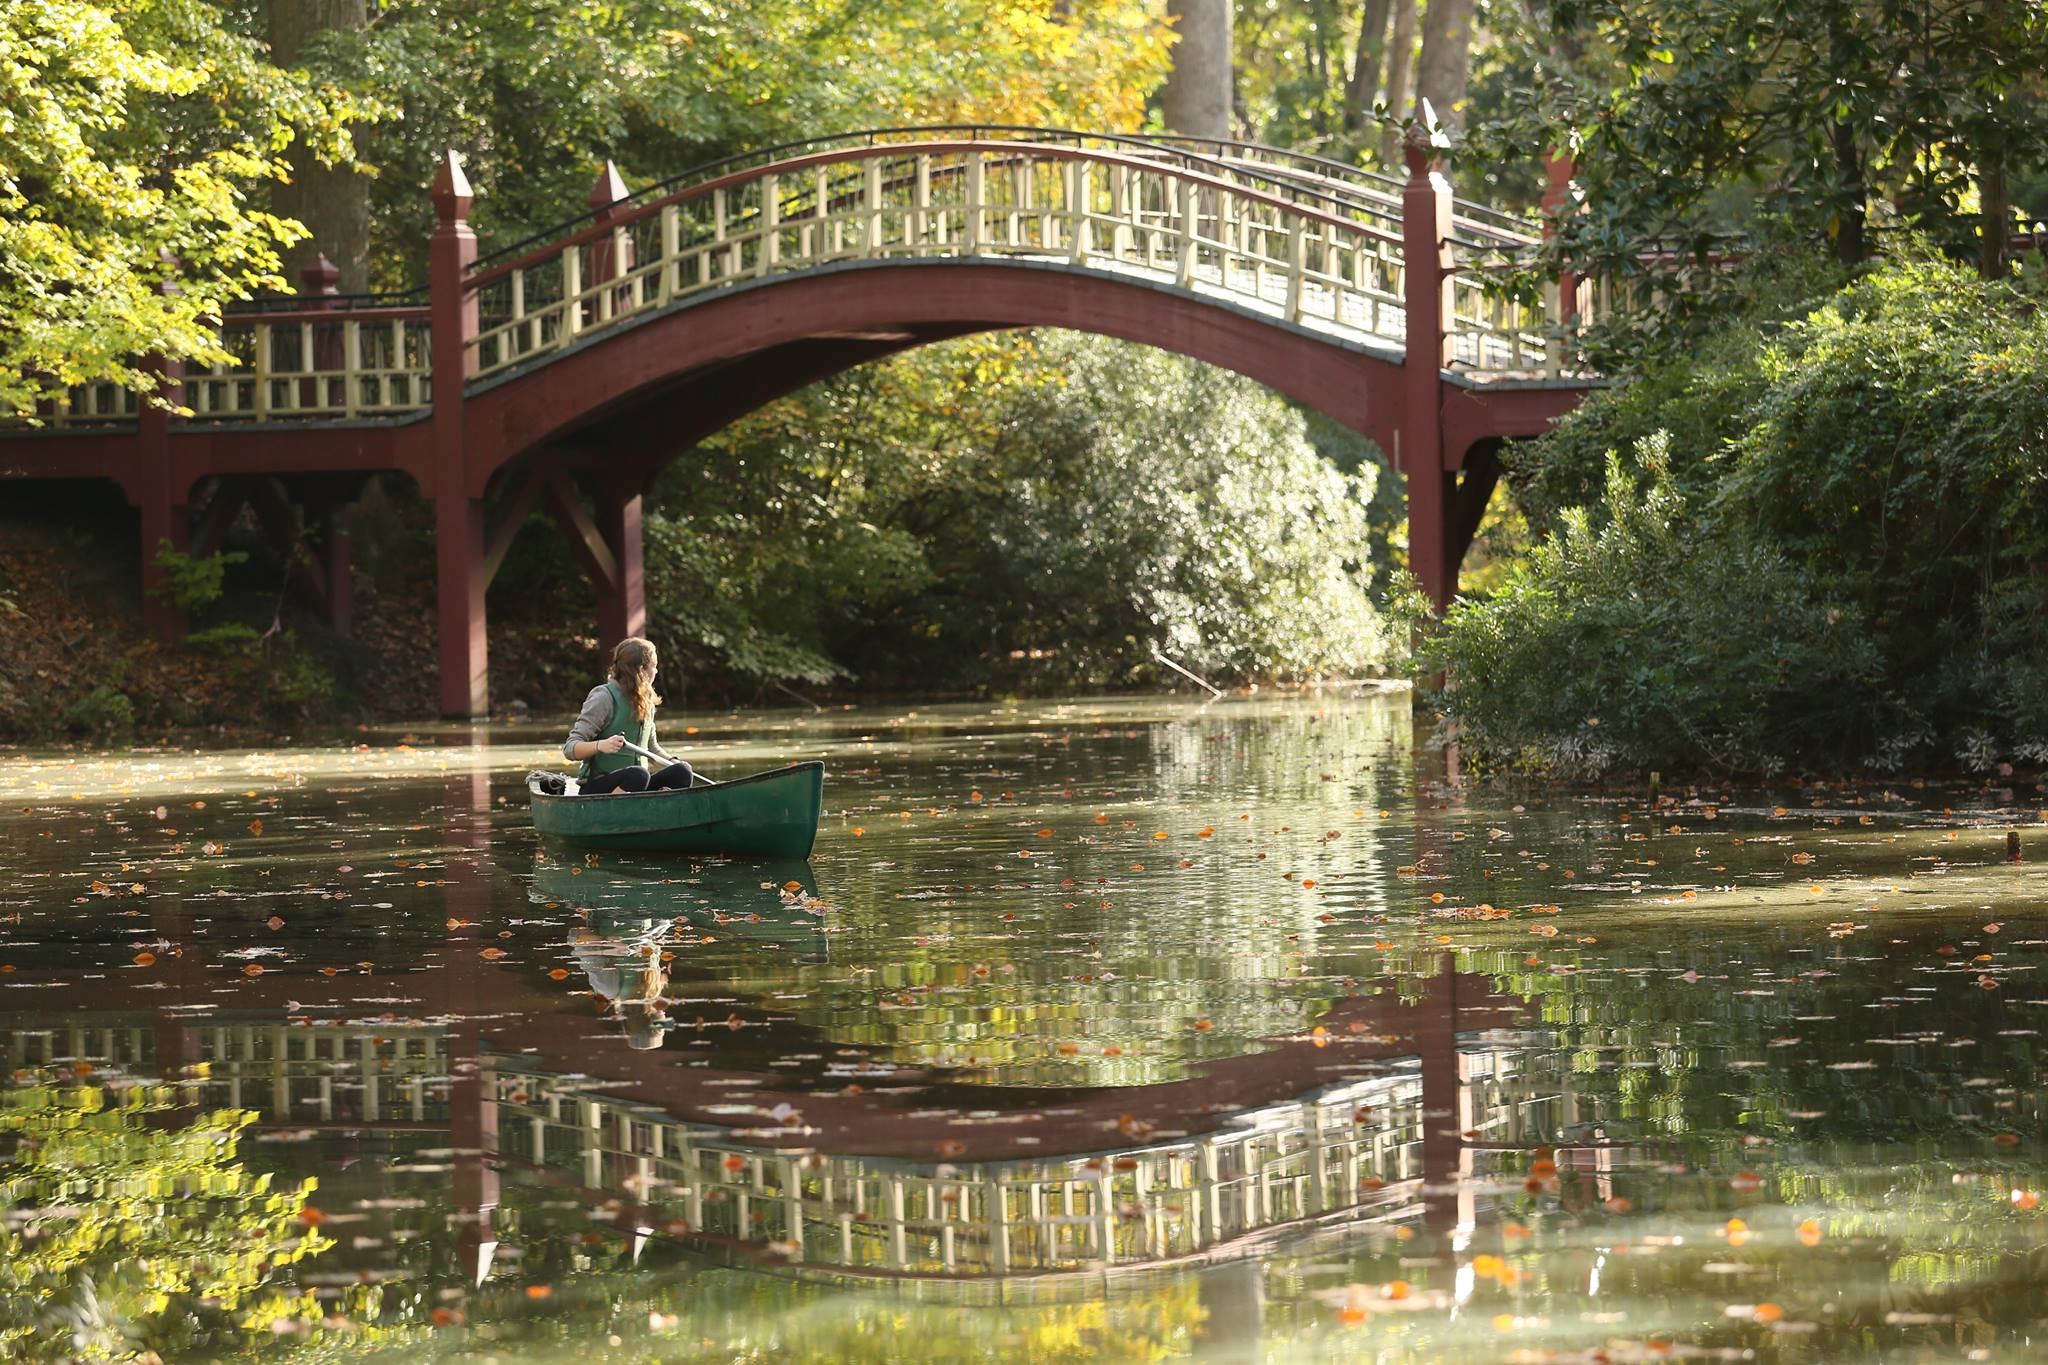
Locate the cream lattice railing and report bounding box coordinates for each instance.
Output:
[466,142,1429,381]
[31,305,434,429]
[13,132,1593,431]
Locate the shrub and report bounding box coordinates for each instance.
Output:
[1427,438,1885,777]
[980,337,1391,686]
[1716,257,2048,745]
[149,543,247,613]
[1457,253,2048,775]
[62,684,136,739]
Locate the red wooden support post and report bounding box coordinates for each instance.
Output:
[595,471,645,652]
[587,161,633,320]
[136,352,189,644]
[299,253,343,410]
[430,151,488,717]
[320,503,354,636]
[1542,151,1580,331]
[1401,128,1457,611]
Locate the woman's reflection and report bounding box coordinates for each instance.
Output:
[568,909,675,1050]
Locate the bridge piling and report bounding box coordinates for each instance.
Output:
[1401,130,1457,611]
[134,353,189,645]
[594,471,646,654]
[431,151,488,717]
[1542,151,1581,333]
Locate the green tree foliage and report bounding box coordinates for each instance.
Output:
[0,1084,332,1360]
[1442,255,2048,775]
[1481,0,2048,353]
[0,0,374,416]
[646,333,1394,693]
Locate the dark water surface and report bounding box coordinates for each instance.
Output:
[2,692,2045,1361]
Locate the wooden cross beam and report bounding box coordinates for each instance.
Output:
[541,467,620,594]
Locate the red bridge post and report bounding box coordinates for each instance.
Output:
[1401,129,1456,611]
[587,161,633,323]
[585,163,647,653]
[595,472,646,652]
[135,351,189,645]
[1543,151,1580,333]
[431,152,488,718]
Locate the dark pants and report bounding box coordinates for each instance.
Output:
[582,761,695,795]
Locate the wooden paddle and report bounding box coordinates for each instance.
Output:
[609,736,714,786]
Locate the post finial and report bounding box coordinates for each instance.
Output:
[1402,101,1452,180]
[300,252,341,297]
[588,160,630,214]
[432,150,473,223]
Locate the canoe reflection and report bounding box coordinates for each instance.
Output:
[530,852,828,963]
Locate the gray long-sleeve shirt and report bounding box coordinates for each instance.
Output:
[561,684,676,763]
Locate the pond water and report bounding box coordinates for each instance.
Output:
[1,691,2044,1362]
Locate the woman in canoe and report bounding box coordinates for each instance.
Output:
[561,637,697,795]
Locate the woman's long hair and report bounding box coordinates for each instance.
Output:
[610,637,661,721]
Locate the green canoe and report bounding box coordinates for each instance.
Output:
[528,761,824,858]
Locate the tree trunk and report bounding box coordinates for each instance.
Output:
[1830,118,1868,266]
[1376,0,1418,165]
[1823,9,1867,268]
[1979,134,2010,279]
[268,0,370,294]
[1415,0,1478,134]
[1161,0,1234,140]
[1345,0,1394,132]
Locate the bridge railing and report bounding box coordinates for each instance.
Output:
[8,129,1592,434]
[31,303,435,428]
[467,140,1430,382]
[466,125,1539,279]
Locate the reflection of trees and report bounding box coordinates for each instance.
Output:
[0,1083,334,1361]
[746,697,1420,1086]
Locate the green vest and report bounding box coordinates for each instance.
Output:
[581,681,649,779]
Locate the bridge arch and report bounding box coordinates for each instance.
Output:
[463,258,1409,493]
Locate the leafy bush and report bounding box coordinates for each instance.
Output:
[148,542,247,613]
[61,684,136,739]
[1506,250,1850,529]
[1427,438,1884,776]
[261,631,336,717]
[976,337,1390,685]
[184,622,265,656]
[1454,255,2048,775]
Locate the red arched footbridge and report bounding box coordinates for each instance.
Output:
[1,128,1599,714]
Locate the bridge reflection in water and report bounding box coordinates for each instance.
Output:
[0,963,1553,1287]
